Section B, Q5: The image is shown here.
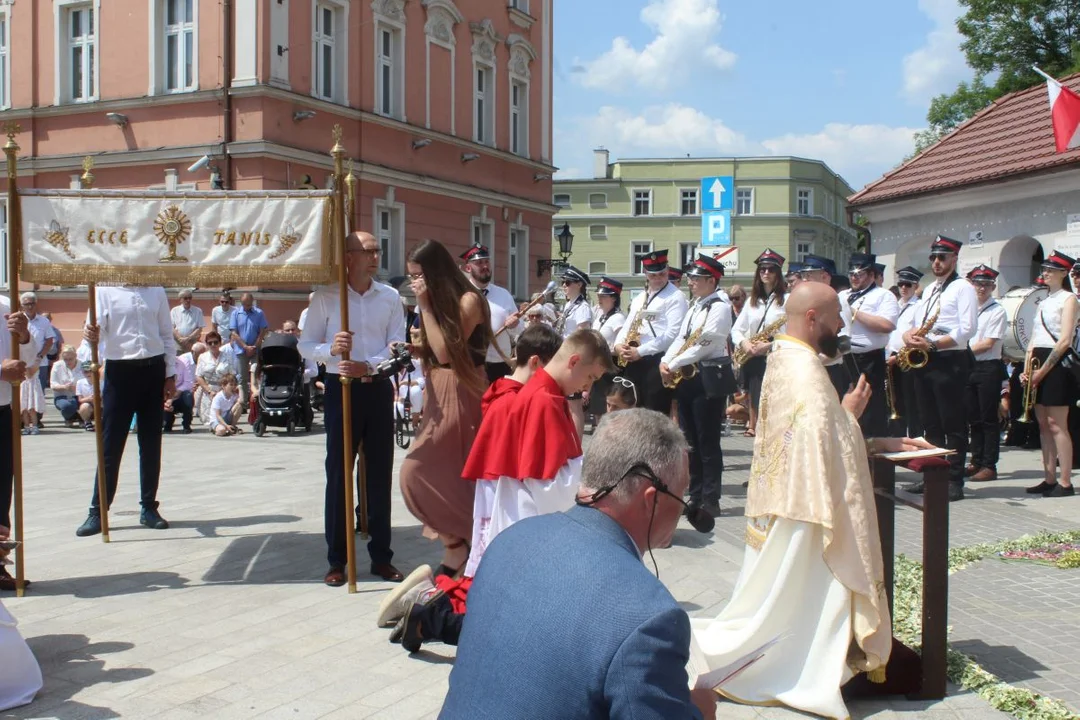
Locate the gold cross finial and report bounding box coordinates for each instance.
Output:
[332,124,343,145]
[3,121,20,151]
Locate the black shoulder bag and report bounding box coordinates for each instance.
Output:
[694,299,738,399]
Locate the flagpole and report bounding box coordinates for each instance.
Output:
[1032,65,1061,86]
[4,122,27,596]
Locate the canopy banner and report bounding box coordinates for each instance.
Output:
[18,189,336,287]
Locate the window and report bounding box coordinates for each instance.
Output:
[735,188,753,215]
[509,0,530,12]
[376,24,404,118]
[508,226,528,298]
[474,63,494,145]
[588,193,607,209]
[588,261,607,276]
[631,242,653,275]
[797,188,812,216]
[795,240,814,262]
[374,200,405,277]
[311,1,348,104]
[680,189,698,216]
[679,243,697,270]
[553,193,570,208]
[0,10,9,109]
[589,225,607,239]
[633,190,652,217]
[472,218,494,266]
[64,4,97,103]
[377,208,392,274]
[510,79,528,156]
[164,0,195,92]
[0,199,7,289]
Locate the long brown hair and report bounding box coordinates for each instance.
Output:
[750,267,787,308]
[409,239,492,396]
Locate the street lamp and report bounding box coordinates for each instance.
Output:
[537,222,574,277]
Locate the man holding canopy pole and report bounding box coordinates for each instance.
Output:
[0,302,32,592]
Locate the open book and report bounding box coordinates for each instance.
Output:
[686,633,787,691]
[876,447,953,462]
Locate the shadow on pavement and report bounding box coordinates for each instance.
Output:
[6,634,152,720]
[950,639,1048,683]
[25,572,191,599]
[165,514,302,538]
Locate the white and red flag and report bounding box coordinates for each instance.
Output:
[1037,66,1080,153]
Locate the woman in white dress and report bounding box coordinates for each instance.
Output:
[587,277,627,421]
[1023,250,1078,497]
[0,527,42,712]
[195,330,239,425]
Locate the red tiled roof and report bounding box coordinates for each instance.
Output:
[849,73,1080,206]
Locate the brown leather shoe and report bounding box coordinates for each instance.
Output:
[970,468,998,482]
[0,567,30,592]
[323,566,346,587]
[371,563,404,582]
[964,464,979,477]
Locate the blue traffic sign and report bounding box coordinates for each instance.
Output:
[700,176,733,212]
[701,210,732,247]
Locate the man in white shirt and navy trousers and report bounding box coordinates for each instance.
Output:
[76,286,177,536]
[964,264,1007,482]
[0,301,31,591]
[460,243,520,383]
[300,231,407,586]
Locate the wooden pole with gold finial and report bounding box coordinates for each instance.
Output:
[343,159,370,544]
[332,127,359,592]
[3,122,28,595]
[82,157,110,543]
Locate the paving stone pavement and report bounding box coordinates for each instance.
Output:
[2,415,1074,719]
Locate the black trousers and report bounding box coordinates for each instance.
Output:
[852,350,888,438]
[621,354,671,415]
[0,405,12,528]
[484,362,510,385]
[416,593,463,646]
[966,360,1004,470]
[323,374,395,569]
[1005,364,1040,447]
[163,390,194,431]
[90,357,167,512]
[675,374,725,505]
[913,351,971,485]
[826,362,851,400]
[889,364,924,438]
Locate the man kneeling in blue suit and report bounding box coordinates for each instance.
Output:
[440,408,717,720]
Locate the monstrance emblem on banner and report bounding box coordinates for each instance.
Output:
[154,204,192,263]
[44,220,76,259]
[269,222,300,260]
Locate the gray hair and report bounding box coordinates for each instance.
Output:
[581,409,688,504]
[177,288,193,299]
[60,343,77,357]
[19,291,36,304]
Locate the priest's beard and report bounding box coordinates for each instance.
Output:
[817,327,840,358]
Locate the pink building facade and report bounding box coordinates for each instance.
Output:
[0,0,555,336]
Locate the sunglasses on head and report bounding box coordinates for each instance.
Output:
[611,376,638,406]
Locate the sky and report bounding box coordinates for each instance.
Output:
[552,0,973,191]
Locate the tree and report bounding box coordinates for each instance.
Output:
[914,0,1080,155]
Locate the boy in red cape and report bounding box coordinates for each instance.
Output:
[384,328,613,652]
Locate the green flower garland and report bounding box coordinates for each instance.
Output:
[894,530,1080,720]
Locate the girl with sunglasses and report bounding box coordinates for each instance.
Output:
[731,249,787,437]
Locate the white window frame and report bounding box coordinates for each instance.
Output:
[473,60,495,146]
[374,9,406,120]
[55,0,101,105]
[588,261,607,276]
[735,187,754,216]
[797,187,813,217]
[509,0,530,12]
[678,242,697,270]
[589,224,607,240]
[679,188,698,217]
[0,198,7,289]
[373,195,406,279]
[632,189,652,217]
[311,0,348,105]
[0,8,10,110]
[508,222,529,299]
[588,193,607,209]
[507,38,535,158]
[553,193,570,208]
[471,215,495,269]
[631,241,654,275]
[423,1,462,133]
[795,240,814,262]
[149,0,198,95]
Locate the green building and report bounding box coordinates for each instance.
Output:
[552,150,859,294]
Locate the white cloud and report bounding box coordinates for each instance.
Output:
[902,0,970,104]
[585,104,750,155]
[762,123,923,188]
[574,0,736,93]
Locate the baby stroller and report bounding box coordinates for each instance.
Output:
[252,333,314,436]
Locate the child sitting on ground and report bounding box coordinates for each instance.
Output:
[210,373,243,437]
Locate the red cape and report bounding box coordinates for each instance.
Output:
[481,377,523,416]
[462,368,581,482]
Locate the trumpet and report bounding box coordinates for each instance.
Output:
[897,310,939,372]
[1019,356,1041,423]
[885,361,901,420]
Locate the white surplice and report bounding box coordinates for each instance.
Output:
[465,457,582,578]
[0,600,43,712]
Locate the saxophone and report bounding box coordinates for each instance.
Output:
[732,316,787,369]
[662,325,705,389]
[896,310,939,372]
[617,311,647,368]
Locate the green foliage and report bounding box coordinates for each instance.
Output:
[1056,550,1080,569]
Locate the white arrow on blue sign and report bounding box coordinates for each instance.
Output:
[700,176,733,212]
[701,210,732,247]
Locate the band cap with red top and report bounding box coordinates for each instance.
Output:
[686,253,725,281]
[668,267,684,282]
[966,264,999,283]
[754,248,785,268]
[597,276,623,296]
[460,243,490,262]
[1042,249,1076,271]
[640,249,670,273]
[930,235,962,255]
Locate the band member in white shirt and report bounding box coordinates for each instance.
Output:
[460,244,520,383]
[612,250,688,414]
[668,266,684,288]
[299,231,408,585]
[77,287,177,536]
[902,235,978,501]
[586,277,627,423]
[839,252,900,437]
[660,254,732,517]
[1023,250,1079,498]
[731,249,788,436]
[964,265,1007,483]
[887,266,925,438]
[556,265,596,436]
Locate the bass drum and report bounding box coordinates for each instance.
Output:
[999,286,1048,362]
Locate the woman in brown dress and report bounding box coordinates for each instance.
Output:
[400,239,493,576]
